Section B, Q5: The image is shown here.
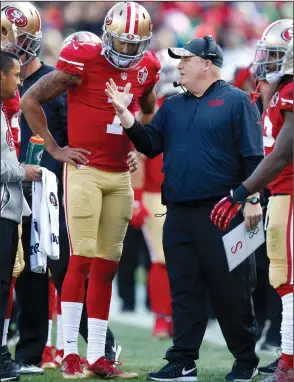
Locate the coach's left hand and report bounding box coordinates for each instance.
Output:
[243,201,263,231]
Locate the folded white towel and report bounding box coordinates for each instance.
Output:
[30,168,60,273]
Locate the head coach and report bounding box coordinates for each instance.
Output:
[105,35,264,382]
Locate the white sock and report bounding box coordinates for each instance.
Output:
[87,318,108,364]
[281,292,293,355]
[46,319,53,347]
[1,319,10,346]
[61,301,83,357]
[56,314,63,351]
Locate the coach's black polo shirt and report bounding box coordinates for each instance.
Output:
[125,80,264,202]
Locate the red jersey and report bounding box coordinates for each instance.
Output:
[56,42,161,172]
[144,97,165,193]
[263,81,293,195]
[3,91,21,157]
[144,154,164,193]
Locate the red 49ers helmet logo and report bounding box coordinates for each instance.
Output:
[105,11,113,25]
[126,34,135,40]
[5,7,27,27]
[281,27,293,42]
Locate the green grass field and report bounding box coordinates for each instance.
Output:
[14,321,274,382]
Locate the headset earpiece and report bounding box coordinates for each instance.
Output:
[203,35,218,58]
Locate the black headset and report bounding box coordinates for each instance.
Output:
[203,35,218,58]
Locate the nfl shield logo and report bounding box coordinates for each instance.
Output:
[137,67,148,84]
[121,72,127,80]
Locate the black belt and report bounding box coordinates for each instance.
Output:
[167,196,225,208]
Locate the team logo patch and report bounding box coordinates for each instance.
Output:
[281,27,293,42]
[49,192,58,208]
[5,7,27,27]
[6,130,15,151]
[137,66,148,84]
[105,11,113,25]
[121,72,127,80]
[209,99,224,107]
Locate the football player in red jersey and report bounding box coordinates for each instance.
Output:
[143,49,182,339]
[211,19,293,382]
[20,2,160,379]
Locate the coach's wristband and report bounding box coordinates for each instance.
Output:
[232,184,251,203]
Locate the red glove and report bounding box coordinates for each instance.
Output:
[210,194,241,231]
[130,189,149,229]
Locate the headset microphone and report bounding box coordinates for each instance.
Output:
[173,81,181,88]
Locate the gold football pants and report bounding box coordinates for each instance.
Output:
[63,164,133,261]
[143,192,166,264]
[267,195,293,289]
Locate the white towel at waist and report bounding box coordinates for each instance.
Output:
[30,168,60,273]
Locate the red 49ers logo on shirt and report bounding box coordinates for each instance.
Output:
[6,130,15,151]
[5,7,27,27]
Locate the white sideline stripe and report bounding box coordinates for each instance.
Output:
[59,56,84,66]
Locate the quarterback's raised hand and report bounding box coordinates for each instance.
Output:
[210,192,241,231]
[105,78,131,115]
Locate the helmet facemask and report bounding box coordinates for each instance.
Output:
[6,32,42,66]
[253,35,293,83]
[101,29,151,70]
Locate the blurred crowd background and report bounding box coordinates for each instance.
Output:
[36,1,293,81]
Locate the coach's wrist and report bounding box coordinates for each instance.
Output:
[119,109,135,129]
[232,184,251,203]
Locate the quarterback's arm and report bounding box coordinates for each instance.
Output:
[243,111,293,193]
[137,88,157,124]
[20,70,89,165]
[20,70,80,152]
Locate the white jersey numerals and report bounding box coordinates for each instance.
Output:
[263,114,275,148]
[107,93,133,135]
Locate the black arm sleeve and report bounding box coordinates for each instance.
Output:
[234,94,264,157]
[233,155,264,202]
[124,120,154,157]
[242,155,264,179]
[123,106,165,158]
